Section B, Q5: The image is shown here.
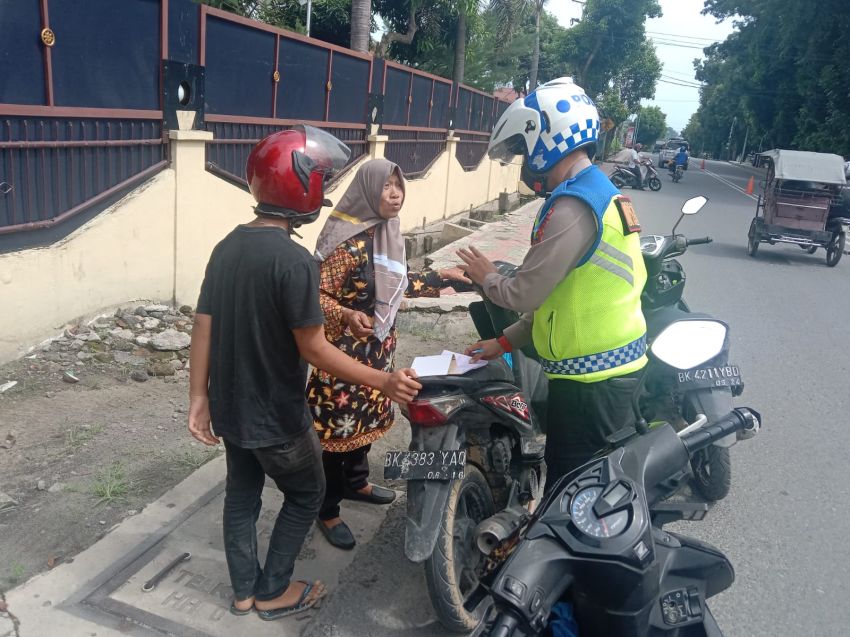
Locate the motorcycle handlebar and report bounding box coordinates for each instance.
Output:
[687,236,713,245]
[680,407,760,455]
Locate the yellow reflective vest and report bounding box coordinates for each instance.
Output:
[530,166,648,383]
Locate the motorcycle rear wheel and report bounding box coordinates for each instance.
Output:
[648,176,662,191]
[611,174,626,189]
[424,465,495,633]
[690,445,731,501]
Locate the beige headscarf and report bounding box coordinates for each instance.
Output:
[314,159,407,342]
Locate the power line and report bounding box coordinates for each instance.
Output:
[646,30,725,44]
[651,39,712,50]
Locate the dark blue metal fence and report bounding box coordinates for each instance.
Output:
[0,0,509,241]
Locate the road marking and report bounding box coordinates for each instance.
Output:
[704,168,758,201]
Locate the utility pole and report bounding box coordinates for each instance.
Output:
[726,116,737,161]
[740,125,750,163]
[298,0,312,36]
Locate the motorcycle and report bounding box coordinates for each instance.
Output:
[610,158,663,192]
[385,273,548,632]
[477,321,761,636]
[670,164,684,183]
[640,196,744,501]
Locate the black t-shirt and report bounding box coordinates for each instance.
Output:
[196,225,324,448]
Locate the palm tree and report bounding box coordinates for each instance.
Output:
[351,0,372,52]
[490,0,548,91]
[451,0,479,84]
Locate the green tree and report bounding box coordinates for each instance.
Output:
[490,0,553,91]
[634,105,666,145]
[692,0,850,157]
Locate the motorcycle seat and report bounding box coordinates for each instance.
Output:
[418,358,516,391]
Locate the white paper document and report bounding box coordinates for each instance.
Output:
[410,350,487,377]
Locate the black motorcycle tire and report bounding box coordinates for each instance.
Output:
[425,465,495,633]
[690,444,732,502]
[648,176,662,191]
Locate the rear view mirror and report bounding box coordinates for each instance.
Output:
[682,196,708,215]
[672,196,709,234]
[650,320,727,370]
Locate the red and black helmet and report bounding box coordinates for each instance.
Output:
[246,125,351,225]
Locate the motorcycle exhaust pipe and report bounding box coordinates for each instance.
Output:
[475,510,525,555]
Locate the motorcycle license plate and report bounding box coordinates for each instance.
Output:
[676,364,742,390]
[383,450,466,480]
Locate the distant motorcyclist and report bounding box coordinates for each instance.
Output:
[628,143,646,189]
[670,145,689,175]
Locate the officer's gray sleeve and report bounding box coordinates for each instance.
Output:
[482,197,597,315]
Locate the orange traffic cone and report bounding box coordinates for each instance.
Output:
[700,158,706,170]
[746,176,755,195]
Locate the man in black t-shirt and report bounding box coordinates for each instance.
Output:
[188,127,421,620]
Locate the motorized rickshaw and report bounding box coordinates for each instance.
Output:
[747,149,849,266]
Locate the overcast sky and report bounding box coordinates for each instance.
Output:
[549,0,736,132]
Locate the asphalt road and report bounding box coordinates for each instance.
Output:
[309,160,850,637]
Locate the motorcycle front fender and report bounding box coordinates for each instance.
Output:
[404,423,463,563]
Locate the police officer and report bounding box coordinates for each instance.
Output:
[458,77,648,488]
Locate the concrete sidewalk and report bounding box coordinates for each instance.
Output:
[1,455,393,637]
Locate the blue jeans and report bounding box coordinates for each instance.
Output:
[222,430,325,601]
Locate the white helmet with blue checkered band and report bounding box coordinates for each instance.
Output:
[488,77,600,175]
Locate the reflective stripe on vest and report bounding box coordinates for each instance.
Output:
[540,335,646,376]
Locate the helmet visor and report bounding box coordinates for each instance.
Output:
[298,125,352,176]
[487,133,528,165]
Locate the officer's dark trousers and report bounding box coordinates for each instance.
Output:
[543,373,641,493]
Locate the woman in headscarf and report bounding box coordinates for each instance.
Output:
[308,158,469,550]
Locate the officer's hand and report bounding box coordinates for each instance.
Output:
[456,246,497,285]
[466,339,504,362]
[382,368,422,404]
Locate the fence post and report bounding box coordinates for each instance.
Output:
[169,125,214,305]
[368,133,388,159]
[443,132,459,219]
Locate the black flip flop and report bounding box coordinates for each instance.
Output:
[256,581,325,621]
[229,600,254,616]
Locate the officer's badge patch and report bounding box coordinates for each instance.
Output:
[615,197,641,234]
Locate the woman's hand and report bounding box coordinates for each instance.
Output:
[465,339,504,362]
[342,308,374,338]
[438,267,472,284]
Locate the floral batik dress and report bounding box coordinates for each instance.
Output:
[307,229,442,453]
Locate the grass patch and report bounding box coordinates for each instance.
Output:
[173,446,223,471]
[91,461,130,504]
[66,423,104,450]
[8,563,25,584]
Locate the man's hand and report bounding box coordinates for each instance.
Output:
[456,246,497,285]
[188,396,220,446]
[380,368,422,404]
[342,308,374,338]
[465,339,504,362]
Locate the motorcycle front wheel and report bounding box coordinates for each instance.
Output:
[424,465,495,633]
[648,176,662,191]
[691,445,732,501]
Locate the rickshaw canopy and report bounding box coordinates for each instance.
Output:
[761,149,847,186]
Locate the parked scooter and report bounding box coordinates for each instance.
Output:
[640,196,743,501]
[610,158,663,191]
[477,323,761,635]
[386,272,548,632]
